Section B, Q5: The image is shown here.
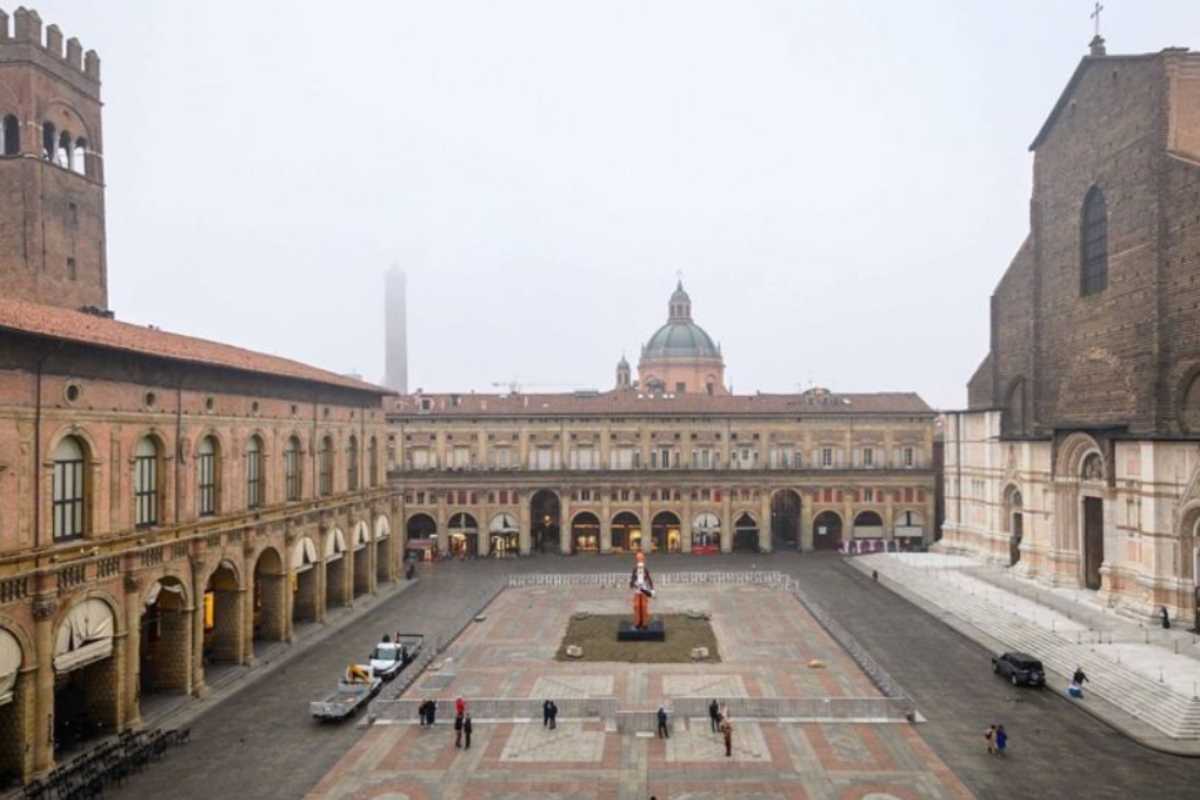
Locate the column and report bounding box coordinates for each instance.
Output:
[885,488,896,547]
[518,495,532,556]
[759,490,772,553]
[31,595,57,775]
[478,501,491,558]
[641,493,652,554]
[315,535,328,623]
[436,497,449,556]
[843,492,854,550]
[801,495,814,551]
[560,490,572,554]
[600,491,612,553]
[681,492,693,553]
[123,573,143,730]
[720,490,733,553]
[189,559,209,697]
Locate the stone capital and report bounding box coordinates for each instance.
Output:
[32,595,58,621]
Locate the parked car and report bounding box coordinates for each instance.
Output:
[992,651,1045,687]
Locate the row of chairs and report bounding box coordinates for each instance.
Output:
[22,728,190,800]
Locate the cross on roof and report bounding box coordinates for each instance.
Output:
[1090,2,1104,37]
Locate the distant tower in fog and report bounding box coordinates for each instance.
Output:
[384,266,408,393]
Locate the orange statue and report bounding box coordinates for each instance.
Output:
[629,551,655,629]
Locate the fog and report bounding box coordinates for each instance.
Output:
[35,1,1200,408]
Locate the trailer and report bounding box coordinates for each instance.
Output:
[309,665,382,721]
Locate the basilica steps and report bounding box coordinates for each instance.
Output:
[857,555,1200,740]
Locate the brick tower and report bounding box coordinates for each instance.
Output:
[0,7,107,311]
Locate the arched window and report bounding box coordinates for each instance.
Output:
[1081,187,1108,295]
[134,437,159,527]
[347,436,359,492]
[284,436,302,501]
[245,435,263,509]
[41,122,55,160]
[318,436,334,496]
[72,137,87,175]
[368,437,379,488]
[55,130,71,168]
[53,436,87,540]
[197,436,218,516]
[2,115,18,156]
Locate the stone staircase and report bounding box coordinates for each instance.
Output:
[867,558,1200,739]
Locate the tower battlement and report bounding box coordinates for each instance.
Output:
[0,7,101,92]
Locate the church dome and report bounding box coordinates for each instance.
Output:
[642,321,720,359]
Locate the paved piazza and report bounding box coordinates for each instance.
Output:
[308,583,973,799]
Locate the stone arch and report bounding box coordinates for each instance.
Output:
[140,575,191,696]
[202,559,243,666]
[1003,484,1024,567]
[770,489,802,551]
[530,489,561,554]
[853,511,884,540]
[252,546,287,647]
[1055,431,1103,480]
[1175,365,1200,434]
[0,620,27,784]
[291,535,320,624]
[447,512,479,558]
[489,512,519,557]
[1002,377,1027,436]
[812,510,843,551]
[692,511,721,554]
[611,511,641,552]
[351,520,372,595]
[651,511,682,553]
[52,594,121,750]
[571,511,601,553]
[733,512,759,552]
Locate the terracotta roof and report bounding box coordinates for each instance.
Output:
[0,297,390,394]
[387,389,932,417]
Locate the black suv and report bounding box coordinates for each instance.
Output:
[992,651,1045,687]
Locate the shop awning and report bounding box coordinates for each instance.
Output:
[0,628,21,706]
[325,528,347,562]
[292,537,318,573]
[144,581,185,607]
[354,523,370,551]
[54,599,114,674]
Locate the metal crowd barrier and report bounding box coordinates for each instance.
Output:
[370,696,618,724]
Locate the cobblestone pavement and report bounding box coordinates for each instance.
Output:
[109,553,1199,799]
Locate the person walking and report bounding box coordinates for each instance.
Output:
[549,700,558,730]
[984,724,996,755]
[656,706,669,739]
[454,713,464,748]
[455,696,466,718]
[428,699,438,727]
[720,718,733,757]
[995,725,1007,757]
[708,699,720,733]
[543,699,551,728]
[463,715,473,749]
[1071,667,1089,698]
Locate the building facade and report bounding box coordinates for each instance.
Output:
[940,38,1200,625]
[0,10,399,784]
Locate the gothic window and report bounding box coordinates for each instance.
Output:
[52,436,87,540]
[134,437,159,527]
[245,435,263,509]
[55,130,71,168]
[347,435,359,491]
[284,436,302,501]
[2,115,18,156]
[1081,187,1108,295]
[197,436,218,516]
[368,437,379,487]
[72,137,87,175]
[41,122,55,160]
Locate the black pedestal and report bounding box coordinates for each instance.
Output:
[617,619,666,641]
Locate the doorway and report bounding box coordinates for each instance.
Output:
[1083,497,1103,591]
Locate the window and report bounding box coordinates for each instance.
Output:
[66,257,76,281]
[284,436,302,501]
[72,137,87,175]
[319,436,334,496]
[903,447,915,467]
[863,448,874,467]
[246,435,263,509]
[134,437,159,527]
[3,115,18,156]
[821,448,833,467]
[675,382,686,394]
[368,437,379,487]
[347,436,359,491]
[53,436,86,540]
[41,122,55,160]
[197,436,217,516]
[1081,186,1108,295]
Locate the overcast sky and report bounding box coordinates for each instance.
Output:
[35,1,1200,408]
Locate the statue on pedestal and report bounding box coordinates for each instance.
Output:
[629,551,655,630]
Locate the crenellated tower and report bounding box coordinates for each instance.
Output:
[0,6,107,311]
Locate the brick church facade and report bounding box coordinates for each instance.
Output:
[0,9,399,784]
[941,37,1200,624]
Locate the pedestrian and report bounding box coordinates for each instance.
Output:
[995,725,1007,757]
[708,699,720,733]
[1071,667,1088,698]
[984,724,996,755]
[543,699,551,728]
[1160,606,1171,630]
[464,714,473,749]
[549,700,558,730]
[417,700,426,727]
[428,699,437,727]
[455,696,466,718]
[720,718,732,757]
[454,713,464,748]
[656,706,669,739]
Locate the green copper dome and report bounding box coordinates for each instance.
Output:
[643,321,720,359]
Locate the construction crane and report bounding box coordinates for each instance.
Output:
[492,381,590,393]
